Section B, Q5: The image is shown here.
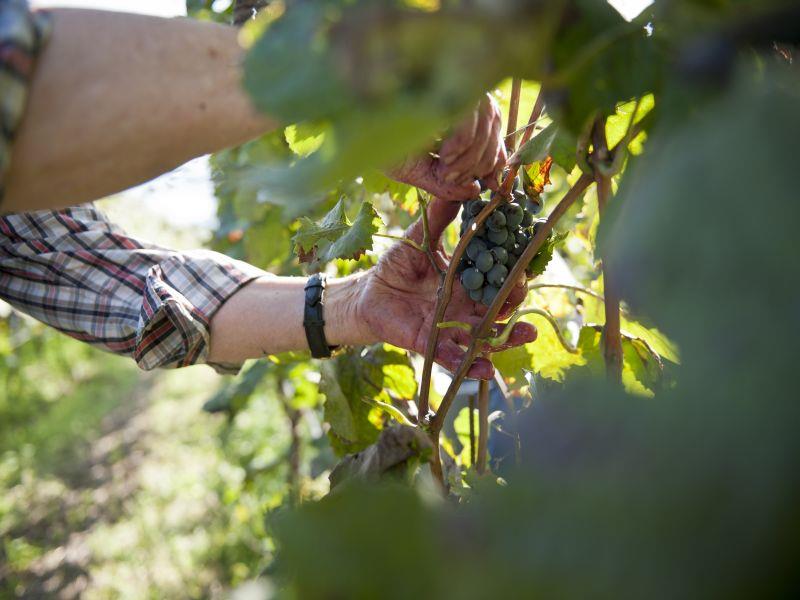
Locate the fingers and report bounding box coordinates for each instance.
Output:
[482,322,537,353]
[497,279,527,319]
[434,338,495,379]
[441,98,495,182]
[439,104,480,168]
[474,112,503,181]
[425,198,462,240]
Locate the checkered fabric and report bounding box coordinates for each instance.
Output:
[0,204,265,372]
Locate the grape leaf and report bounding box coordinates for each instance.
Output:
[285,122,328,157]
[492,314,585,388]
[293,198,383,263]
[320,345,417,455]
[515,122,558,165]
[528,232,568,279]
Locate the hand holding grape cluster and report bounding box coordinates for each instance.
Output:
[457,180,548,304]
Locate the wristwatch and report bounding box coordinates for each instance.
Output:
[303,273,338,358]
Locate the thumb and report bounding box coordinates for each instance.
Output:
[407,198,460,245]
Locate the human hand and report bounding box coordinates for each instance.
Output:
[388,94,506,202]
[353,198,535,379]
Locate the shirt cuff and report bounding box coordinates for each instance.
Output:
[134,250,266,374]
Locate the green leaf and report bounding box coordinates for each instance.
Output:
[319,344,417,455]
[285,122,328,157]
[622,336,664,395]
[320,355,381,455]
[549,127,578,173]
[492,314,585,388]
[528,231,568,278]
[292,198,384,264]
[515,122,559,165]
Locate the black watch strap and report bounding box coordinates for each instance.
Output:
[304,273,337,359]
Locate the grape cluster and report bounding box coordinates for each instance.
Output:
[457,186,548,306]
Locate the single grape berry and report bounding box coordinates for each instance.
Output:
[511,243,524,257]
[469,288,484,302]
[515,230,530,247]
[487,228,508,245]
[466,238,487,261]
[502,203,524,228]
[461,268,484,291]
[526,196,544,215]
[482,286,500,306]
[475,251,494,273]
[512,189,527,205]
[491,246,508,265]
[521,211,534,227]
[507,254,519,270]
[487,211,507,231]
[502,235,516,252]
[457,257,470,273]
[468,199,488,217]
[487,264,508,287]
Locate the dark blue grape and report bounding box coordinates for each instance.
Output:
[491,246,508,265]
[475,251,494,273]
[487,211,507,231]
[487,264,508,287]
[502,203,524,228]
[521,211,534,227]
[515,231,530,247]
[461,268,484,291]
[482,286,500,306]
[469,288,484,302]
[466,238,487,261]
[468,199,488,217]
[487,228,508,245]
[526,196,544,215]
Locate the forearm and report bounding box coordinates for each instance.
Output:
[207,273,376,363]
[4,9,276,213]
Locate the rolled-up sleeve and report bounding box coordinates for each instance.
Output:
[0,204,266,373]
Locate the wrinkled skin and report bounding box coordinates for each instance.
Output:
[356,199,535,379]
[389,94,507,201]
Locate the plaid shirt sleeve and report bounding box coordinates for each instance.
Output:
[0,1,52,206]
[0,204,267,373]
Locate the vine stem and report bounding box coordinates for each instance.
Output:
[417,194,504,420]
[373,233,426,253]
[418,88,547,423]
[516,91,546,150]
[476,379,489,474]
[592,117,623,383]
[489,308,578,355]
[505,78,522,154]
[430,173,593,434]
[419,195,445,276]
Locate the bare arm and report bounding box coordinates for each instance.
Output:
[3,9,275,213]
[207,274,375,363]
